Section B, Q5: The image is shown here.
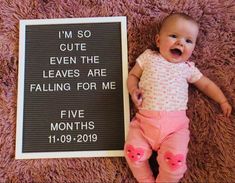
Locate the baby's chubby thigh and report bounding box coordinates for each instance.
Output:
[136,110,163,149]
[125,110,163,157]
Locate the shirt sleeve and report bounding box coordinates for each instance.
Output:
[136,49,152,69]
[187,62,203,83]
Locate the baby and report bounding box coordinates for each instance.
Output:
[124,13,232,183]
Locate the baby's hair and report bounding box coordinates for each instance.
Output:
[159,13,199,33]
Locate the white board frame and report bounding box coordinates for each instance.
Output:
[16,16,130,159]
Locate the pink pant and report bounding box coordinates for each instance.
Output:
[124,110,190,183]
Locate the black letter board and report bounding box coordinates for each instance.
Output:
[16,17,129,159]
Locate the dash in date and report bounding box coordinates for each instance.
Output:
[48,134,97,143]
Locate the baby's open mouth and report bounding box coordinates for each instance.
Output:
[170,48,182,56]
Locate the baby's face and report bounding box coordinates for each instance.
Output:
[156,16,199,63]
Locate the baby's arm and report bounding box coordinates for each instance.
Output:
[127,63,143,107]
[194,76,232,117]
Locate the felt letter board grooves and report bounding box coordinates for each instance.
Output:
[16,17,129,159]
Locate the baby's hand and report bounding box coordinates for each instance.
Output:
[220,101,232,117]
[130,88,143,108]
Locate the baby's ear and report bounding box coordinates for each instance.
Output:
[155,34,160,47]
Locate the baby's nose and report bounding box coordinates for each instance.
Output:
[176,40,183,46]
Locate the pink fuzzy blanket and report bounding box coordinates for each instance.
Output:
[0,0,234,182]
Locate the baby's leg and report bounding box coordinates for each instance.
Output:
[156,128,190,183]
[124,121,155,183]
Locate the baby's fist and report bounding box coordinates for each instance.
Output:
[220,101,232,117]
[130,88,143,108]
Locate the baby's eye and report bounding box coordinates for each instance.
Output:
[169,34,177,38]
[186,39,193,44]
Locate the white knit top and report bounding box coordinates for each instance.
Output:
[137,49,203,111]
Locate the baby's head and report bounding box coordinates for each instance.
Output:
[156,13,199,63]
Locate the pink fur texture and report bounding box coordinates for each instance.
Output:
[0,0,234,182]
